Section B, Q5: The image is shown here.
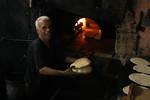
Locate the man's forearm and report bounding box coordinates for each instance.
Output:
[39,66,65,76]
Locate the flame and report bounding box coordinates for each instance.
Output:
[75,18,86,29]
[74,18,102,45]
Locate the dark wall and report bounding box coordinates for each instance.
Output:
[49,0,127,24]
[0,0,8,35]
[0,0,30,81]
[0,0,29,39]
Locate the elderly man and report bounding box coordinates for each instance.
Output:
[25,16,80,100]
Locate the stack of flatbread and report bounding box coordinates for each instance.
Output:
[70,57,92,74]
[130,57,150,74]
[122,57,150,98]
[129,57,150,86]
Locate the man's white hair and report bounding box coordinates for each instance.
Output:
[35,16,50,29]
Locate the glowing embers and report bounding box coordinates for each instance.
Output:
[74,18,102,45]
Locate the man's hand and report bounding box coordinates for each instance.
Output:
[64,67,78,76]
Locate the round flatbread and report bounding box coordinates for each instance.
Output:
[122,85,148,95]
[130,57,150,65]
[72,66,92,74]
[70,57,91,68]
[129,73,150,87]
[122,85,130,95]
[133,65,150,74]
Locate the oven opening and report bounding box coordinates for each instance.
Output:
[52,9,116,58]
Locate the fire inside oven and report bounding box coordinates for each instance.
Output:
[54,12,116,56]
[63,17,115,56]
[74,18,102,45]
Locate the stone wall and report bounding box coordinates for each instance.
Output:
[115,0,150,64]
[134,0,150,57]
[115,10,137,64]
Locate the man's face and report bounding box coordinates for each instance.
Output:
[37,20,52,40]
